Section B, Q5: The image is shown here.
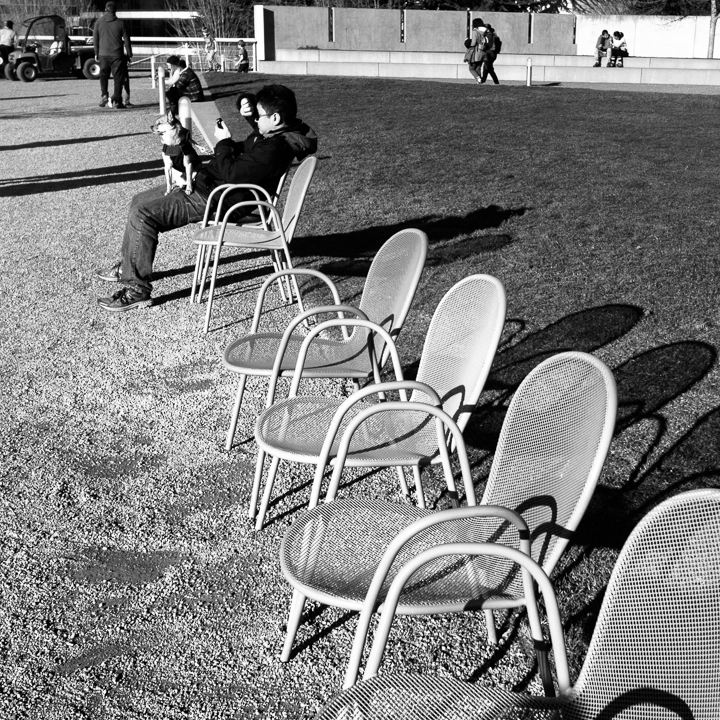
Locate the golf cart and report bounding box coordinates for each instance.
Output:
[4,15,98,81]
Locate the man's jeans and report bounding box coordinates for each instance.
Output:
[120,184,209,295]
[99,55,127,105]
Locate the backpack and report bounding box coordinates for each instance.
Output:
[480,28,495,52]
[493,34,502,55]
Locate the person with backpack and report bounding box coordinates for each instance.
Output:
[480,23,501,84]
[465,18,488,83]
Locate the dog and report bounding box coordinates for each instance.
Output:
[151,110,201,195]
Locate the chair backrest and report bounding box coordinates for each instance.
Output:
[280,155,317,240]
[412,275,506,432]
[353,229,428,366]
[481,352,616,592]
[570,489,720,720]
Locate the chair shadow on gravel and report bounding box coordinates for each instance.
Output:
[292,205,527,262]
[152,249,266,281]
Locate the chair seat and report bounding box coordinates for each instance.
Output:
[280,499,522,610]
[193,223,285,250]
[223,332,375,378]
[316,674,564,720]
[255,397,444,465]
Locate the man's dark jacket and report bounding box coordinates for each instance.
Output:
[93,11,132,58]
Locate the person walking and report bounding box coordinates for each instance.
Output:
[202,27,220,71]
[466,17,488,84]
[0,20,17,67]
[234,40,249,73]
[480,23,500,84]
[93,1,132,108]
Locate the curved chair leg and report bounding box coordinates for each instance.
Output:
[485,608,498,644]
[249,448,266,520]
[411,466,425,509]
[203,243,223,334]
[225,374,248,451]
[255,454,281,531]
[281,589,307,662]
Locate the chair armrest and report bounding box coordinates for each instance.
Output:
[288,319,403,398]
[201,184,276,227]
[360,538,570,693]
[344,505,553,689]
[265,307,371,407]
[250,268,343,333]
[321,397,469,506]
[220,200,284,238]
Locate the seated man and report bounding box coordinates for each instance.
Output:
[96,84,318,312]
[164,55,204,113]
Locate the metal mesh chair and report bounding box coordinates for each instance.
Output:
[253,275,506,531]
[315,488,720,720]
[279,351,616,681]
[191,155,317,333]
[222,229,428,453]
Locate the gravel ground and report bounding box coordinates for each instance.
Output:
[0,76,546,719]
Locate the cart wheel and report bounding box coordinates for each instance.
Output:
[17,61,37,82]
[4,62,17,80]
[83,57,100,79]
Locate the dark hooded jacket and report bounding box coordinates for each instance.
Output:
[93,11,132,58]
[196,120,318,198]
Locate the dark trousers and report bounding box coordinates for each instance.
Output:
[0,44,12,65]
[119,184,209,295]
[481,56,499,84]
[98,55,127,105]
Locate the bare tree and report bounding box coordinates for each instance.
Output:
[163,0,251,39]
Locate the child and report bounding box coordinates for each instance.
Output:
[594,29,612,67]
[202,27,220,72]
[234,40,249,73]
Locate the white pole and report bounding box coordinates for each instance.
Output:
[158,68,166,114]
[184,45,191,69]
[526,57,532,87]
[150,55,156,88]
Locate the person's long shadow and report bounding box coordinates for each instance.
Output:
[292,205,528,261]
[0,160,161,197]
[0,132,145,152]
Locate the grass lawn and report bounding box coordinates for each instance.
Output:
[1,73,719,719]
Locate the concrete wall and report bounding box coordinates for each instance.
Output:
[255,6,720,60]
[576,15,720,59]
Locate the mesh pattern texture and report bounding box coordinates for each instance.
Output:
[280,156,316,237]
[223,229,426,379]
[413,276,504,429]
[565,489,720,720]
[316,674,561,720]
[480,353,612,598]
[281,500,522,608]
[257,398,444,464]
[194,222,284,249]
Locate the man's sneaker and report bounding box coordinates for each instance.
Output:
[99,96,108,107]
[97,288,151,313]
[113,102,126,109]
[124,100,134,107]
[95,262,122,282]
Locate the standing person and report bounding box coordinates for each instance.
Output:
[93,1,132,108]
[467,18,489,84]
[95,84,318,312]
[164,55,204,112]
[0,20,17,67]
[593,29,612,67]
[480,23,500,84]
[202,27,220,71]
[234,39,249,73]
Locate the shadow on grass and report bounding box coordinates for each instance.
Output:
[293,205,527,262]
[152,249,266,282]
[0,160,161,196]
[0,131,146,152]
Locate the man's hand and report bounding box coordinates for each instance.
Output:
[214,121,232,141]
[239,97,254,118]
